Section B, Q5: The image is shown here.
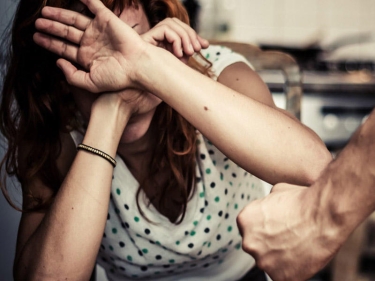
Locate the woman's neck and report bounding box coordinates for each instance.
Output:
[117,124,157,183]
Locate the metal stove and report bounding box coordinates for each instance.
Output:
[258,41,375,151]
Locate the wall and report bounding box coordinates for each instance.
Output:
[199,0,375,49]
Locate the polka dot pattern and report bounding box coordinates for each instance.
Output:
[89,45,264,280]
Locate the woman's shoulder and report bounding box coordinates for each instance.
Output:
[200,44,233,59]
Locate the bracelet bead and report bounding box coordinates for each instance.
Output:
[77,143,116,167]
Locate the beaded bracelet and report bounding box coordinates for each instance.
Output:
[77,143,117,168]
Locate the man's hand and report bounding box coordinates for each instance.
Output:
[237,183,341,281]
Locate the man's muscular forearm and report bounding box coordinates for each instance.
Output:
[315,108,375,243]
[237,109,375,281]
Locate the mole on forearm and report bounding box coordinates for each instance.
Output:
[204,106,208,111]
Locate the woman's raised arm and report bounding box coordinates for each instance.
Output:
[14,94,135,281]
[34,0,331,185]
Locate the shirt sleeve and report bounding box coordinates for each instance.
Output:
[199,45,255,81]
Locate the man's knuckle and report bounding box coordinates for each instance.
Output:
[242,240,256,253]
[236,208,247,225]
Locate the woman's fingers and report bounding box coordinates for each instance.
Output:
[35,18,84,45]
[162,26,186,57]
[144,18,209,58]
[170,18,203,52]
[197,35,209,49]
[33,32,78,63]
[57,58,99,93]
[80,0,107,15]
[166,19,196,55]
[41,6,91,31]
[159,18,198,55]
[171,18,209,51]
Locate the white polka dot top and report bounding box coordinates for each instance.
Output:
[70,45,265,281]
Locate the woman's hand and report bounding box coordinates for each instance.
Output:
[34,0,146,93]
[141,18,208,63]
[33,0,208,93]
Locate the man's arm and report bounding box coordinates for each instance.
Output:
[237,108,375,281]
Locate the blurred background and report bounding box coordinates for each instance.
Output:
[1,0,375,280]
[191,0,375,151]
[189,3,375,278]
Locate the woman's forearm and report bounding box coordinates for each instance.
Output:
[32,2,330,185]
[14,102,130,281]
[137,47,331,185]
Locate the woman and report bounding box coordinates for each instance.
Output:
[0,0,332,280]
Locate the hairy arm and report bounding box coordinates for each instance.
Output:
[236,108,375,281]
[315,107,375,241]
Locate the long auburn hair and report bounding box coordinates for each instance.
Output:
[0,0,212,223]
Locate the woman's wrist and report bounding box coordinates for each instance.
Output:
[130,45,178,97]
[129,44,156,90]
[83,95,132,156]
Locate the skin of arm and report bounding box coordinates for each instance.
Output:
[15,6,208,279]
[33,0,331,186]
[147,54,332,185]
[27,2,332,280]
[236,108,375,281]
[14,94,133,281]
